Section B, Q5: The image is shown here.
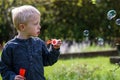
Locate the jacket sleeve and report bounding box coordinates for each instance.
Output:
[0,44,16,80]
[41,41,60,66]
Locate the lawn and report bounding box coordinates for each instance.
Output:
[44,57,120,80]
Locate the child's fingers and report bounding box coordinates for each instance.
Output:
[58,40,62,44]
[53,44,61,49]
[46,39,62,46]
[15,75,25,80]
[53,40,62,49]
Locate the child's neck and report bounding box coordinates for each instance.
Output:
[16,33,31,40]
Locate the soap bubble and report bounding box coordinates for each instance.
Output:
[98,37,104,46]
[108,25,111,29]
[83,30,89,37]
[107,10,116,20]
[115,18,120,26]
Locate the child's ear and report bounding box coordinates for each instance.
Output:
[19,24,25,31]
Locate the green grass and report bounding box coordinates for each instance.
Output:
[44,57,120,80]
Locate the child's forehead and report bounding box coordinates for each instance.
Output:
[28,14,40,21]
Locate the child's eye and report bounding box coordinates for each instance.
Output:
[34,22,38,25]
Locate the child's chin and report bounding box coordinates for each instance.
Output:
[32,35,38,37]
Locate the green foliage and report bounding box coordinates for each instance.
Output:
[0,0,120,43]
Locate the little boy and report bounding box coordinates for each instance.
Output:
[0,5,61,80]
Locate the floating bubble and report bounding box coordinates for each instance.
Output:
[108,25,111,29]
[98,37,104,46]
[83,30,89,37]
[115,18,120,26]
[107,10,116,20]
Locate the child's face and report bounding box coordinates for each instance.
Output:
[24,14,41,37]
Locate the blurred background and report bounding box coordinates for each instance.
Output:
[1,0,120,80]
[0,0,120,53]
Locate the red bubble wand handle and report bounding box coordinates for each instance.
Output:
[19,68,26,77]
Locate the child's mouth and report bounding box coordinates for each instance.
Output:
[37,31,40,35]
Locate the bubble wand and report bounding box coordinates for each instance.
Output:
[46,39,62,49]
[46,39,61,45]
[19,68,26,77]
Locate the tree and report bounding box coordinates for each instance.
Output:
[0,0,16,45]
[0,0,120,44]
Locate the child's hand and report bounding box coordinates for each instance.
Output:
[46,39,62,49]
[15,75,25,80]
[52,39,62,49]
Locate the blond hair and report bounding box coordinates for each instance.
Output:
[11,5,40,30]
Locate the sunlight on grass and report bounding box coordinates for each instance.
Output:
[44,57,120,80]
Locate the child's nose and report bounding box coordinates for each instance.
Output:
[38,25,41,29]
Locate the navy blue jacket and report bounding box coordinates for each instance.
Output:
[0,37,60,80]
